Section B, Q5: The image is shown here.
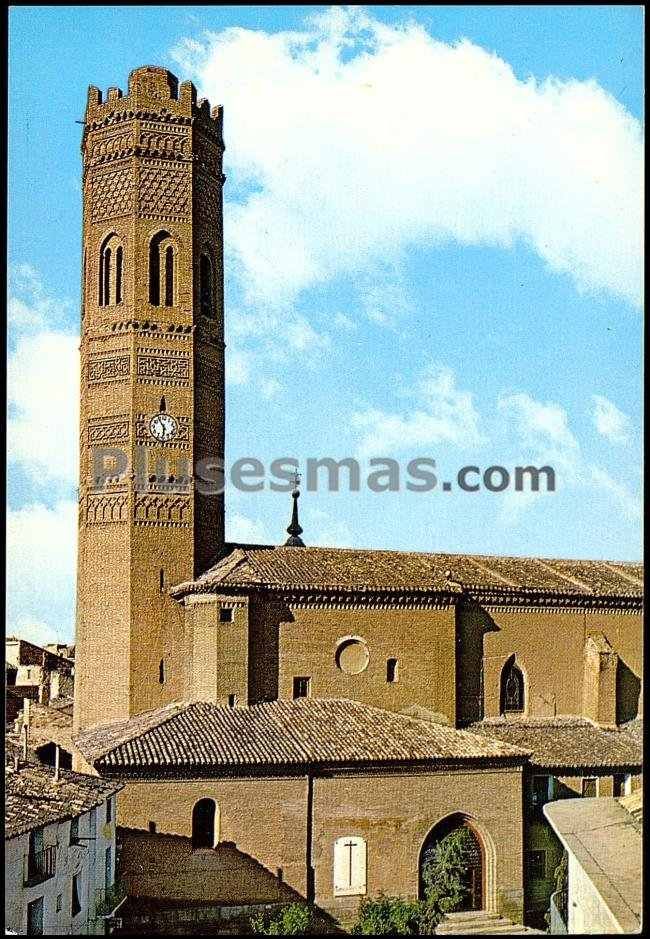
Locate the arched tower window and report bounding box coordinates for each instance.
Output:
[99,234,124,307]
[149,231,175,307]
[199,253,213,317]
[500,656,525,714]
[192,798,218,849]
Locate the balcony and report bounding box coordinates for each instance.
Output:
[24,845,56,886]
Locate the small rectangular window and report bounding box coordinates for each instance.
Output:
[582,777,598,798]
[387,658,399,683]
[293,677,311,699]
[228,694,237,707]
[106,797,112,824]
[56,894,62,913]
[27,897,44,935]
[219,607,234,623]
[72,874,82,917]
[531,775,551,810]
[69,816,79,845]
[148,820,157,834]
[613,773,632,797]
[526,850,546,881]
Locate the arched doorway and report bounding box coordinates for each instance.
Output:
[191,798,217,849]
[419,814,484,911]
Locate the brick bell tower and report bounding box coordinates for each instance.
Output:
[74,67,225,734]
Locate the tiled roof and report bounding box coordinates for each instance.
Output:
[5,762,122,839]
[170,545,643,599]
[470,718,642,770]
[75,698,529,774]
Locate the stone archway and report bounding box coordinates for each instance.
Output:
[418,813,497,913]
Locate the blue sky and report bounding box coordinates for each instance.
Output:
[7,6,643,645]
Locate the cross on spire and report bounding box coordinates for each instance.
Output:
[284,470,305,547]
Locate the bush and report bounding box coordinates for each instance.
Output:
[352,895,423,935]
[250,902,314,935]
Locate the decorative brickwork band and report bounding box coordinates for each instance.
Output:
[88,354,131,384]
[91,166,134,221]
[136,351,190,385]
[86,492,129,525]
[87,416,131,446]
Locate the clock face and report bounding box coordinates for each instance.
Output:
[149,412,178,443]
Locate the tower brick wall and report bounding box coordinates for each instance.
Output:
[74,67,226,733]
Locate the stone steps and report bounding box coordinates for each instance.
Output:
[436,910,545,934]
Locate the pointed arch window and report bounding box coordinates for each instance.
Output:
[500,656,525,714]
[200,252,213,317]
[99,234,124,307]
[149,231,175,308]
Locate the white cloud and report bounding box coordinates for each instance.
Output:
[174,6,642,313]
[498,390,641,522]
[352,364,483,457]
[8,330,80,485]
[226,512,271,544]
[6,500,78,644]
[592,394,631,443]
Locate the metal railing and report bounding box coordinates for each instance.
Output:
[24,845,56,886]
[548,889,568,934]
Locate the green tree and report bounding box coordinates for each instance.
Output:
[421,826,474,914]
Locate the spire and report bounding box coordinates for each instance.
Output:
[284,471,305,547]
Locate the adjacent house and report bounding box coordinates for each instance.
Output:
[544,789,642,933]
[6,638,75,705]
[5,757,123,935]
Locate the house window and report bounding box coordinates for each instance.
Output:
[26,897,44,935]
[228,694,237,707]
[333,836,367,897]
[148,821,157,834]
[105,846,113,893]
[69,816,79,845]
[387,658,399,683]
[530,775,553,812]
[500,656,525,713]
[106,797,113,824]
[71,874,82,917]
[56,894,62,913]
[159,660,165,684]
[219,607,234,623]
[613,773,632,797]
[293,676,311,699]
[192,798,218,849]
[582,777,598,798]
[526,850,546,881]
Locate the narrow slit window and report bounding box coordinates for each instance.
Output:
[165,245,174,306]
[102,247,111,306]
[149,239,161,305]
[200,253,213,316]
[159,660,165,684]
[228,694,237,708]
[387,658,398,683]
[115,246,123,303]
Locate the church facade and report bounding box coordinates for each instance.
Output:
[73,67,642,930]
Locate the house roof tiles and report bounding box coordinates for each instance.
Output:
[75,698,529,774]
[469,717,643,770]
[170,545,643,600]
[5,761,122,839]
